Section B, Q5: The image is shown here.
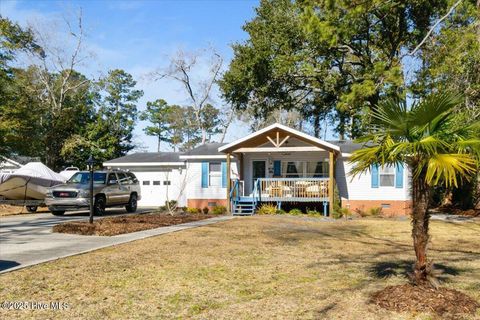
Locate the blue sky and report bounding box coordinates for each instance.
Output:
[1,0,259,151]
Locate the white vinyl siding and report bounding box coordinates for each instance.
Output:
[336,157,411,201]
[185,160,238,200]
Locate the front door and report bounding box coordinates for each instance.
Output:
[252,160,266,188]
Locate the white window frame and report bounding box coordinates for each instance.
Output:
[209,162,222,187]
[379,165,395,187]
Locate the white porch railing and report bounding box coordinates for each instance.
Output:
[256,178,329,202]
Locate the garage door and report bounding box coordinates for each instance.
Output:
[135,172,168,207]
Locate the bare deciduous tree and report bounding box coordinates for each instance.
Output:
[27,9,91,116]
[151,48,232,145]
[21,9,94,169]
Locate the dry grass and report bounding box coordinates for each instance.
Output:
[0,205,48,216]
[0,216,479,319]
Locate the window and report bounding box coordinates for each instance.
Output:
[379,165,395,187]
[68,172,106,184]
[209,162,222,186]
[307,161,328,178]
[126,172,138,183]
[163,180,171,186]
[282,161,301,178]
[107,173,117,184]
[280,161,329,178]
[143,181,150,185]
[117,172,129,185]
[153,181,161,186]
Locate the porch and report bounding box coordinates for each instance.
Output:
[230,177,331,215]
[218,123,341,216]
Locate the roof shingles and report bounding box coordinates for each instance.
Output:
[104,152,182,164]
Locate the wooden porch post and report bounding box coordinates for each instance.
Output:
[328,151,335,215]
[226,152,231,214]
[238,153,244,180]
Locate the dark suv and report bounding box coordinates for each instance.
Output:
[45,170,141,216]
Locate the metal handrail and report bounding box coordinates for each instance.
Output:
[229,179,242,213]
[252,179,262,207]
[229,179,239,200]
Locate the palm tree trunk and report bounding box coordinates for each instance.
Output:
[411,174,431,285]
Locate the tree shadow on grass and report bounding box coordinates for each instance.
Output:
[369,259,462,282]
[314,303,337,317]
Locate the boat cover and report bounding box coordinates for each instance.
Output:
[0,162,65,187]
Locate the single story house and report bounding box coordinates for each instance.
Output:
[104,123,411,215]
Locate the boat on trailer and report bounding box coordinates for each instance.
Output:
[0,162,65,200]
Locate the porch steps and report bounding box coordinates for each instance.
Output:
[232,197,256,216]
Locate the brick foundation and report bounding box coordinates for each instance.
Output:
[187,199,228,209]
[342,200,412,216]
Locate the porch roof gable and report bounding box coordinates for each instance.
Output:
[218,123,341,154]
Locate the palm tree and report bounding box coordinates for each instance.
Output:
[350,92,480,286]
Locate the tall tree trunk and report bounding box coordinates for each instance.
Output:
[201,128,207,144]
[475,172,480,210]
[411,173,431,285]
[313,114,320,138]
[157,137,161,152]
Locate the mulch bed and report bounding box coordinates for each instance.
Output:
[371,284,479,319]
[52,213,217,236]
[436,206,480,217]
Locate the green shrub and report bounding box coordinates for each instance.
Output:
[368,207,382,216]
[332,207,352,219]
[341,207,353,217]
[257,204,277,215]
[186,207,201,214]
[306,209,321,216]
[165,200,177,209]
[276,209,286,215]
[211,206,227,215]
[288,208,303,216]
[202,207,209,214]
[331,210,343,219]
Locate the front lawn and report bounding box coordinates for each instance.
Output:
[1,216,479,319]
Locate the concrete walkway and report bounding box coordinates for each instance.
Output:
[430,213,480,223]
[0,213,233,273]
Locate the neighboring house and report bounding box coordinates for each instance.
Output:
[0,156,41,174]
[103,123,411,215]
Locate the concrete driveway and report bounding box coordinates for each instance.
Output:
[0,208,153,272]
[1,208,233,273]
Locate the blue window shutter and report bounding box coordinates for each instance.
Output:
[371,164,379,188]
[201,162,209,188]
[273,160,281,176]
[221,161,227,188]
[395,163,404,188]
